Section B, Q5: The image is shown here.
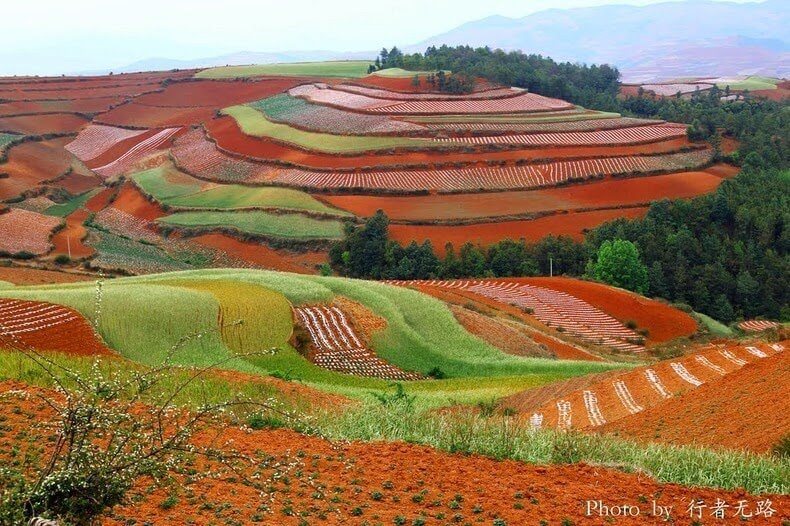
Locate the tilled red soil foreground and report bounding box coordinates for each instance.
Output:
[0,381,786,525]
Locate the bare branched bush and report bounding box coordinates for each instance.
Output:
[0,280,300,526]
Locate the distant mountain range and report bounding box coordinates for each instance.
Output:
[107,0,788,82]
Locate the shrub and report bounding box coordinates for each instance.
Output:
[772,434,790,458]
[54,254,71,265]
[2,297,281,525]
[426,366,446,379]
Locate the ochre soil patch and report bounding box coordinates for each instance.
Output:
[450,304,554,358]
[2,380,785,526]
[134,78,308,107]
[207,116,696,170]
[602,346,789,453]
[324,168,729,221]
[110,183,165,221]
[515,277,697,343]
[96,102,217,128]
[706,162,739,178]
[411,284,602,361]
[0,266,94,285]
[0,113,88,134]
[84,187,116,212]
[51,208,94,258]
[389,208,649,255]
[0,138,74,199]
[191,233,327,274]
[0,299,112,356]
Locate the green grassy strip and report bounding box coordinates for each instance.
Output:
[43,188,101,217]
[368,68,445,78]
[132,165,350,217]
[693,312,734,337]
[157,210,345,240]
[714,76,779,91]
[223,105,432,153]
[196,61,373,79]
[318,402,789,494]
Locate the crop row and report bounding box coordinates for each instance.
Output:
[373,92,575,114]
[462,281,644,352]
[531,342,783,430]
[423,117,666,134]
[0,298,111,356]
[270,150,712,192]
[94,207,160,242]
[250,94,425,135]
[93,127,180,178]
[65,124,147,161]
[171,128,273,183]
[290,83,574,114]
[738,320,780,332]
[435,123,686,147]
[391,279,643,352]
[295,305,422,380]
[0,209,61,255]
[334,84,524,101]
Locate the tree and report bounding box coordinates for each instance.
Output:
[710,294,736,323]
[411,74,421,88]
[591,239,649,294]
[346,211,390,279]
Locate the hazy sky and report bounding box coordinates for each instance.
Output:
[1,0,764,75]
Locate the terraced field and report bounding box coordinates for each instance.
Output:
[0,63,726,275]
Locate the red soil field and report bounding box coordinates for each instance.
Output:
[0,299,112,356]
[515,276,697,343]
[0,113,88,134]
[602,346,789,453]
[409,284,604,361]
[51,208,94,258]
[0,97,126,117]
[207,116,696,170]
[0,266,94,285]
[110,183,165,221]
[0,138,74,199]
[0,83,162,101]
[390,208,649,255]
[133,78,307,107]
[96,102,217,128]
[2,380,785,526]
[84,187,116,212]
[323,167,730,221]
[85,128,162,168]
[752,87,790,101]
[191,233,327,274]
[53,169,102,195]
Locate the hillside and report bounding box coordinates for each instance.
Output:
[0,66,727,278]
